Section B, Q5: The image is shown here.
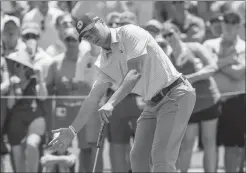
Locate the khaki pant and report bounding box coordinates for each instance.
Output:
[130,79,196,172]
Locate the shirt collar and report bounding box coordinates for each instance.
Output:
[110,28,119,45]
[103,28,119,53]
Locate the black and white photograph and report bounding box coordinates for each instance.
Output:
[0,1,246,172]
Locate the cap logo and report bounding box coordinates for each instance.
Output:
[77,21,83,30]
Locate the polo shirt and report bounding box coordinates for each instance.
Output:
[95,25,181,101]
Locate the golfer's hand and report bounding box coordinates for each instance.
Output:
[48,128,74,153]
[98,102,114,123]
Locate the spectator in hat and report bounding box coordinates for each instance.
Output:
[20,22,58,151]
[143,19,162,38]
[1,15,26,56]
[22,1,64,50]
[52,27,102,173]
[203,11,246,172]
[5,48,47,172]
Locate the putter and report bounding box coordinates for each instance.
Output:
[92,122,106,173]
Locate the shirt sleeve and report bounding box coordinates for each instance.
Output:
[120,25,148,61]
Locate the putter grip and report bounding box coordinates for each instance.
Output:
[96,123,106,148]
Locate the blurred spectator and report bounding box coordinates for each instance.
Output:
[119,11,137,26]
[196,2,215,21]
[106,11,121,28]
[1,15,26,56]
[204,1,233,40]
[41,133,77,173]
[46,13,74,57]
[208,15,223,38]
[19,22,57,148]
[203,11,246,172]
[0,1,25,18]
[52,27,102,173]
[0,57,10,173]
[5,49,47,172]
[22,1,64,50]
[143,19,162,38]
[167,1,206,42]
[155,34,172,56]
[153,1,170,22]
[121,1,154,26]
[71,1,125,23]
[232,1,246,40]
[161,22,221,172]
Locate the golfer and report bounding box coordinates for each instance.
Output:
[49,12,196,172]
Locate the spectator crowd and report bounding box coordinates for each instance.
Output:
[0,1,246,173]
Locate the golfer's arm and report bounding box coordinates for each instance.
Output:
[107,56,143,107]
[71,80,111,133]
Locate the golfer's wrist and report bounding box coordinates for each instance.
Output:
[69,125,77,137]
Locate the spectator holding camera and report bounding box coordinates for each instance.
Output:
[5,49,47,172]
[161,22,221,172]
[203,11,246,172]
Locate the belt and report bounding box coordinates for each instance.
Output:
[151,76,187,104]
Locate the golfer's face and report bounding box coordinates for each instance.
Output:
[81,22,108,47]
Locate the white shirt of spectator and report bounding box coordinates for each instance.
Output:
[75,40,98,87]
[203,36,246,97]
[22,7,64,50]
[95,25,181,101]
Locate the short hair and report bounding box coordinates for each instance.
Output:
[106,11,121,23]
[162,22,181,33]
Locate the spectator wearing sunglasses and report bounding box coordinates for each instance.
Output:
[22,1,64,50]
[1,15,26,57]
[52,27,102,173]
[46,13,74,57]
[203,11,246,172]
[5,49,47,172]
[161,22,221,172]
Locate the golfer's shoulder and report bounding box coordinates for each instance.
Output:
[119,24,148,39]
